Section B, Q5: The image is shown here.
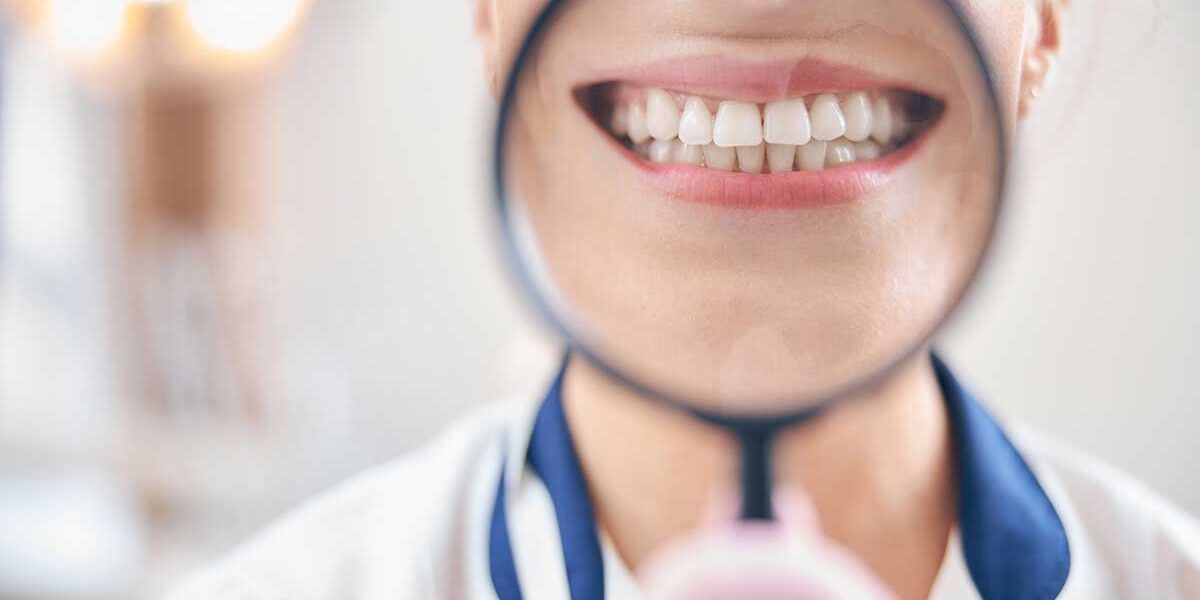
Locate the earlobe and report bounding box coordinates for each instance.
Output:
[1018,0,1066,117]
[475,0,500,96]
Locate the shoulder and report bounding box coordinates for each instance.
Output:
[166,399,525,600]
[1011,426,1200,597]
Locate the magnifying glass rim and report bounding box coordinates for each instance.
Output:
[491,0,1010,433]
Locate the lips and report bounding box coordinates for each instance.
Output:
[575,57,945,210]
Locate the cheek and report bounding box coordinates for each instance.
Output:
[961,0,1031,123]
[493,0,551,83]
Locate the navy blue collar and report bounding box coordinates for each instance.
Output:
[489,354,1070,600]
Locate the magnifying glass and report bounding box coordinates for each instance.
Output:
[494,0,1004,593]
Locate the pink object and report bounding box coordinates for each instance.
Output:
[638,488,899,600]
[585,56,910,105]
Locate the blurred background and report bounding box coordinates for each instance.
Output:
[0,0,1194,598]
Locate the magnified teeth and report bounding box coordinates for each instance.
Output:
[842,92,874,142]
[627,103,651,144]
[736,144,766,174]
[855,141,882,162]
[713,101,764,148]
[763,99,812,146]
[810,94,847,142]
[676,143,706,166]
[827,139,856,166]
[610,104,629,137]
[797,140,827,171]
[649,139,678,163]
[766,143,797,174]
[647,88,682,140]
[678,96,715,146]
[703,144,737,171]
[595,83,939,172]
[871,96,894,144]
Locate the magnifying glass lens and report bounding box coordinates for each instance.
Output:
[496,0,1006,594]
[498,0,1002,422]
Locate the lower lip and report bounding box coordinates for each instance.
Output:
[620,139,926,211]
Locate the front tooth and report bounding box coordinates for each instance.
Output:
[736,144,765,174]
[871,97,894,145]
[647,88,681,140]
[649,139,677,163]
[855,141,882,162]
[842,92,874,142]
[627,103,651,144]
[678,97,714,146]
[827,139,856,166]
[712,101,763,147]
[702,144,736,171]
[763,99,812,145]
[675,143,705,166]
[766,144,797,173]
[810,94,847,141]
[796,140,827,171]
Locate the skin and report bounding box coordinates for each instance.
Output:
[502,0,999,407]
[476,1,1064,598]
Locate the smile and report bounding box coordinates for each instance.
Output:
[574,57,946,210]
[601,85,941,172]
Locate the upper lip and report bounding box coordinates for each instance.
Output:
[575,55,934,104]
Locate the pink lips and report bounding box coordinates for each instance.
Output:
[584,56,936,211]
[623,139,925,211]
[598,56,910,104]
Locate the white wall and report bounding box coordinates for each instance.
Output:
[941,0,1200,510]
[263,0,539,474]
[267,0,1199,511]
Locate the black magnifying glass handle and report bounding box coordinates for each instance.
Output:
[739,427,777,521]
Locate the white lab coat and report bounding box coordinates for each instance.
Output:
[168,371,1200,600]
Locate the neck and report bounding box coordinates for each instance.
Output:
[562,352,956,600]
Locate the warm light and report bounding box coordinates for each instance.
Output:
[184,0,304,53]
[46,0,128,53]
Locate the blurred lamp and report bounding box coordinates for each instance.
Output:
[46,0,127,54]
[184,0,304,53]
[26,0,308,57]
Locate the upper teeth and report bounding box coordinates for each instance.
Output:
[627,103,652,144]
[646,88,682,141]
[621,87,913,173]
[713,101,764,148]
[763,98,811,146]
[871,96,895,145]
[841,92,874,142]
[809,94,847,142]
[678,97,715,146]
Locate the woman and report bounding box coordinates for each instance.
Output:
[171,1,1199,599]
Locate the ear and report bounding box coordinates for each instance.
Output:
[475,0,500,97]
[1018,0,1067,117]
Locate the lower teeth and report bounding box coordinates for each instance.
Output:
[632,137,905,173]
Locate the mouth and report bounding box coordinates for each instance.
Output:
[575,58,945,210]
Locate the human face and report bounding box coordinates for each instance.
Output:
[486,0,1028,410]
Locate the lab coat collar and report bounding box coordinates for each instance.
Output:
[933,353,1071,599]
[490,353,1072,600]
